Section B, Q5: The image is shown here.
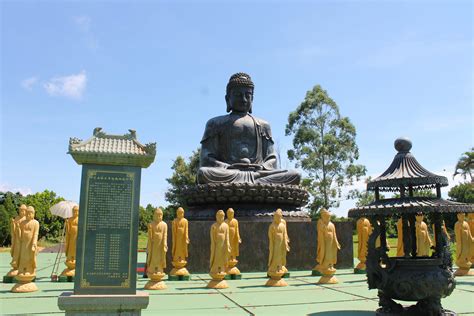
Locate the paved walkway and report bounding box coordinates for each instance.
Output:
[1,253,473,315]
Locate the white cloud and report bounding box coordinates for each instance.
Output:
[43,70,87,99]
[21,77,38,90]
[74,15,91,32]
[0,183,33,196]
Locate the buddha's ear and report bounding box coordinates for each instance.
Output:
[225,95,231,113]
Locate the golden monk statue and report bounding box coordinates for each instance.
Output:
[225,208,241,276]
[61,205,79,277]
[170,207,190,277]
[207,210,231,289]
[266,209,290,287]
[454,213,474,276]
[12,206,39,293]
[396,217,409,257]
[6,204,27,279]
[415,214,432,257]
[355,217,371,273]
[469,213,474,266]
[314,208,340,284]
[145,208,168,290]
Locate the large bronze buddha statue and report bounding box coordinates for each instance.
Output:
[197,73,300,185]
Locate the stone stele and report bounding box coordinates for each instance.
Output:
[58,128,155,316]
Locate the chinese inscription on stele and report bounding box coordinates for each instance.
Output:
[74,165,141,294]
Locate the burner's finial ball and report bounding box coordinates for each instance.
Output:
[395,137,412,152]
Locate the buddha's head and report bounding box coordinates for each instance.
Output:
[273,208,283,224]
[26,206,35,220]
[226,208,235,220]
[154,208,163,222]
[72,205,79,218]
[18,204,27,217]
[216,210,225,223]
[225,73,254,114]
[321,208,331,223]
[415,213,423,222]
[457,213,465,221]
[176,207,185,219]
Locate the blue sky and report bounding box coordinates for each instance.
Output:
[1,1,472,216]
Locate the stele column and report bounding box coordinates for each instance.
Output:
[58,127,156,316]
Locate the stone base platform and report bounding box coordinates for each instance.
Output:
[58,291,149,316]
[182,183,310,221]
[187,204,311,221]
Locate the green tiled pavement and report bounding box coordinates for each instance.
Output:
[1,253,473,315]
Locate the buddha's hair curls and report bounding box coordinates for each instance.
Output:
[226,72,254,95]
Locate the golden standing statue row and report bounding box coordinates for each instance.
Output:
[145,207,342,290]
[6,205,40,293]
[5,204,79,292]
[356,213,474,276]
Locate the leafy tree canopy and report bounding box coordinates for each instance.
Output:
[165,148,200,208]
[21,190,65,242]
[453,148,473,182]
[285,85,366,215]
[448,182,474,204]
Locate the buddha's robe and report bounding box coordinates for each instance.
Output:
[147,220,168,274]
[65,216,78,264]
[210,222,231,274]
[226,218,240,258]
[10,215,25,269]
[172,217,189,262]
[18,219,39,275]
[396,218,406,257]
[317,221,340,268]
[198,113,300,184]
[268,221,289,273]
[357,217,371,263]
[455,219,474,269]
[415,220,432,256]
[469,214,474,263]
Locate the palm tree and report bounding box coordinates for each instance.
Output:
[453,148,474,182]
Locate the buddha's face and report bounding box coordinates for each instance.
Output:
[154,209,163,222]
[216,210,225,223]
[226,86,253,113]
[177,208,184,219]
[321,211,330,223]
[27,208,35,220]
[72,206,79,218]
[457,213,465,221]
[416,214,423,222]
[274,210,282,224]
[19,205,27,217]
[227,208,234,219]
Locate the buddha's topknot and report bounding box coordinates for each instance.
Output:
[226,72,254,95]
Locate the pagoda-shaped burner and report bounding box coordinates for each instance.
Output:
[349,138,473,316]
[367,138,448,192]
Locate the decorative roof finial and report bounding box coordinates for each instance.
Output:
[394,137,412,153]
[128,129,137,139]
[93,127,103,137]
